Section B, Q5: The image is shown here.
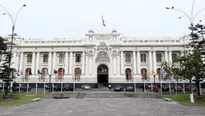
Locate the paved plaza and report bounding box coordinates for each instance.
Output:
[0,98,205,116]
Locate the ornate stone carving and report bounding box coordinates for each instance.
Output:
[97,42,108,51]
[112,51,118,57]
[96,51,110,63]
[88,51,93,57]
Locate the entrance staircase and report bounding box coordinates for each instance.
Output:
[83,91,127,98]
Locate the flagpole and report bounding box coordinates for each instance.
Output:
[160,80,162,95]
[169,81,171,95]
[18,81,20,93]
[61,80,63,92]
[134,77,136,92]
[43,82,45,94]
[26,82,28,94]
[35,79,38,94]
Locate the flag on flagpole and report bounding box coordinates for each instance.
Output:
[54,69,58,74]
[37,70,42,75]
[102,15,106,26]
[152,70,155,75]
[46,68,49,75]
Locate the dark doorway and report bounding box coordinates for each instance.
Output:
[97,64,109,87]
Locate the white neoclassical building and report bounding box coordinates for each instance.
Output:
[2,28,190,87]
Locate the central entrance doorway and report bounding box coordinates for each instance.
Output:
[97,64,109,87]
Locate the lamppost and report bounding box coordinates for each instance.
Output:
[166,0,205,34]
[0,4,26,99]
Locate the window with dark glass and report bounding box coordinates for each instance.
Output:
[59,53,65,64]
[156,54,162,62]
[75,54,81,62]
[125,53,131,63]
[43,54,48,63]
[172,54,177,62]
[27,54,32,63]
[141,54,146,62]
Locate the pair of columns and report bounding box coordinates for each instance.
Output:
[149,50,172,74]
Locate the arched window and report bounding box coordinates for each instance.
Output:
[125,68,132,80]
[157,68,161,79]
[141,68,147,80]
[58,68,65,79]
[25,68,32,78]
[41,68,48,78]
[75,68,81,81]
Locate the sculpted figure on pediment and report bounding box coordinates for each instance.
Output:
[97,42,109,51]
[96,51,110,63]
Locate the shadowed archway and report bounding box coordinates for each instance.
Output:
[97,64,109,87]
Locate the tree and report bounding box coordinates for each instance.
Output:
[0,36,16,99]
[161,61,182,82]
[188,23,205,98]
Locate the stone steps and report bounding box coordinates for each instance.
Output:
[84,92,126,98]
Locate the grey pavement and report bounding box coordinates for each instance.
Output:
[0,98,205,116]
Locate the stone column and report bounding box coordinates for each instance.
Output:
[65,51,68,74]
[137,50,140,74]
[19,52,24,72]
[36,52,40,74]
[164,50,168,62]
[48,52,52,74]
[117,52,120,75]
[89,52,93,75]
[120,51,124,74]
[82,51,85,75]
[113,56,117,75]
[152,50,156,73]
[149,51,152,74]
[169,51,172,63]
[69,52,73,75]
[52,52,56,72]
[133,51,136,75]
[31,52,36,74]
[85,52,88,76]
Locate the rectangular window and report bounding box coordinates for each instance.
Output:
[141,54,146,62]
[125,53,131,63]
[172,54,177,62]
[59,53,65,64]
[27,54,32,63]
[75,54,81,62]
[43,54,48,63]
[156,54,162,62]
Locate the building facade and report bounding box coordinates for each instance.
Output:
[2,29,190,87]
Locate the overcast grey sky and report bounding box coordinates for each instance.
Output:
[0,0,205,39]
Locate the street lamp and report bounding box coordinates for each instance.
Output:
[0,4,26,69]
[0,4,26,99]
[166,0,205,32]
